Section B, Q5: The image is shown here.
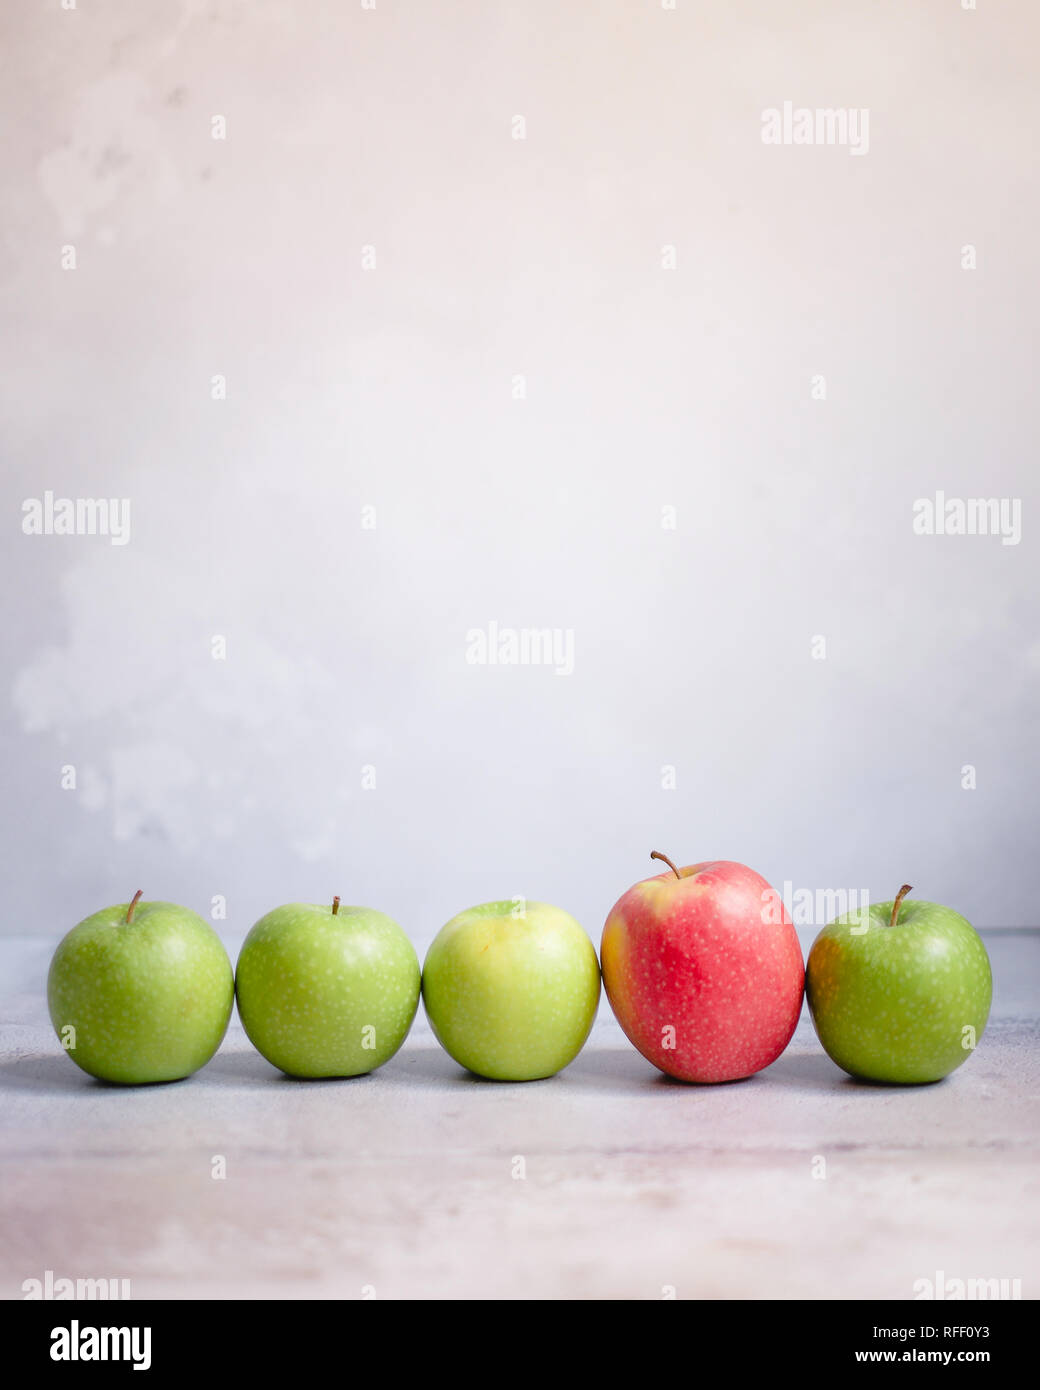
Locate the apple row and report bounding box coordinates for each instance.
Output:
[46,854,993,1088]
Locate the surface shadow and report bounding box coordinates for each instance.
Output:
[761,1050,950,1091]
[565,1046,697,1091]
[756,1049,854,1093]
[186,1048,382,1086]
[394,1041,682,1091]
[0,1047,385,1091]
[0,1052,189,1093]
[652,1068,756,1089]
[843,1071,948,1090]
[390,1045,528,1087]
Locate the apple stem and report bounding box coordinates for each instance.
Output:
[126,890,143,924]
[650,851,682,881]
[331,896,340,916]
[889,884,913,929]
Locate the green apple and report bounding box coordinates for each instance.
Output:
[235,897,420,1077]
[47,892,235,1085]
[422,899,601,1080]
[806,885,992,1084]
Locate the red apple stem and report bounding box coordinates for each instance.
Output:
[126,890,143,924]
[331,896,340,916]
[650,851,682,881]
[889,884,913,929]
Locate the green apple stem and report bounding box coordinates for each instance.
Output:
[889,884,913,929]
[650,851,682,881]
[126,890,143,924]
[331,896,340,916]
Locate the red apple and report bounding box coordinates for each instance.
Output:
[601,853,804,1082]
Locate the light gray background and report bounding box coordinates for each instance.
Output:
[3,0,1038,952]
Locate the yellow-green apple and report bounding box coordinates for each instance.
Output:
[601,854,804,1082]
[47,891,235,1085]
[422,899,601,1080]
[806,884,992,1083]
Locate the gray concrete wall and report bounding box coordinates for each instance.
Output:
[3,2,1037,946]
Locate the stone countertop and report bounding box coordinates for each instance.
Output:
[2,932,1037,1300]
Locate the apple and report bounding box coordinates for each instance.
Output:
[47,891,235,1085]
[600,853,804,1083]
[235,897,421,1077]
[805,884,992,1083]
[421,899,601,1080]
